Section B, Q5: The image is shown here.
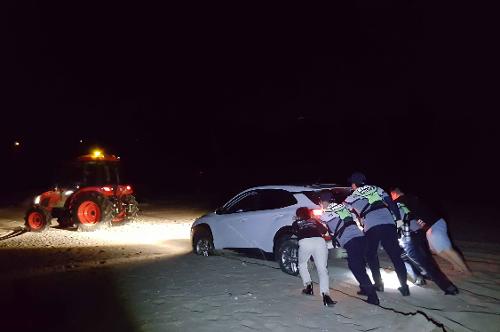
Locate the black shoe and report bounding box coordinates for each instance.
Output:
[367,293,380,305]
[359,286,380,305]
[322,293,336,307]
[358,282,383,295]
[357,288,368,296]
[398,285,410,296]
[444,285,459,295]
[374,282,384,292]
[302,283,314,296]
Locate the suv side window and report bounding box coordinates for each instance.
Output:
[225,191,260,213]
[259,189,297,210]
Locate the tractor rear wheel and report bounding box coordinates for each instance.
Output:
[112,195,139,225]
[125,195,139,221]
[72,193,112,232]
[25,207,51,232]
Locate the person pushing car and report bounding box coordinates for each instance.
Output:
[292,207,336,307]
[344,172,410,296]
[390,188,460,295]
[320,197,380,305]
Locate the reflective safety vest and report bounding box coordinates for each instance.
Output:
[328,203,352,220]
[352,185,387,218]
[325,203,357,244]
[398,202,411,238]
[397,202,411,219]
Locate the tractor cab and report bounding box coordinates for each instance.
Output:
[76,151,121,186]
[55,150,120,188]
[25,149,138,232]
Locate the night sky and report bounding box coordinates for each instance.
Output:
[2,2,498,205]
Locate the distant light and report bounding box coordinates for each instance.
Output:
[64,190,74,196]
[14,141,20,147]
[117,156,121,160]
[126,185,131,191]
[101,186,112,192]
[34,195,41,205]
[92,149,104,159]
[79,139,83,143]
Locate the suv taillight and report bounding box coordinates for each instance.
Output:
[311,209,323,217]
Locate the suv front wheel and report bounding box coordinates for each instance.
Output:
[192,228,215,256]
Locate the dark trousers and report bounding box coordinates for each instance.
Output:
[344,236,375,292]
[365,224,408,287]
[402,230,454,291]
[403,256,425,281]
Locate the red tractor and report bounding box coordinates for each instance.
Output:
[25,150,139,232]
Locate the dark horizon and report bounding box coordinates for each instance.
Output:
[3,2,498,206]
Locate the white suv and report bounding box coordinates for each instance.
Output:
[191,184,351,275]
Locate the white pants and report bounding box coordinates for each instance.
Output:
[298,237,330,295]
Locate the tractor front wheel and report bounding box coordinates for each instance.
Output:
[25,207,50,232]
[72,193,112,232]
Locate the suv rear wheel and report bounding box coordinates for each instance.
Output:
[278,238,299,276]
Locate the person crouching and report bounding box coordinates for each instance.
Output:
[292,207,336,307]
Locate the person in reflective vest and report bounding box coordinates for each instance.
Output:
[321,201,380,305]
[344,172,410,296]
[396,201,428,285]
[393,197,460,295]
[390,187,470,274]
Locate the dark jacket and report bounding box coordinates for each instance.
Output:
[292,218,328,241]
[395,194,441,229]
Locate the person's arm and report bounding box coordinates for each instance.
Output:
[383,194,401,220]
[292,220,299,236]
[313,219,329,235]
[351,212,364,230]
[320,210,333,222]
[326,217,341,235]
[322,215,336,233]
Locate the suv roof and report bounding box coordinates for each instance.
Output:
[243,184,341,193]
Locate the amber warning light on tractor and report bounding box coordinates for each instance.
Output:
[92,149,104,159]
[77,149,119,162]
